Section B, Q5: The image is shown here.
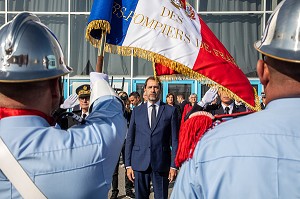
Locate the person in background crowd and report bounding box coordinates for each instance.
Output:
[181,93,202,124]
[142,91,148,103]
[110,91,135,199]
[177,88,219,125]
[260,92,266,110]
[0,12,126,199]
[73,84,91,118]
[166,92,182,122]
[125,77,179,199]
[180,88,218,123]
[171,1,300,198]
[56,84,91,129]
[205,89,246,115]
[176,94,187,114]
[129,91,142,109]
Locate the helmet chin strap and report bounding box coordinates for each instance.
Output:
[51,77,65,121]
[58,77,64,105]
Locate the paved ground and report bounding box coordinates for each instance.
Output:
[108,164,174,199]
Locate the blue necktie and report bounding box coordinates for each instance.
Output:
[151,104,156,129]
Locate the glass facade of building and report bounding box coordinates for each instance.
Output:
[0,0,282,100]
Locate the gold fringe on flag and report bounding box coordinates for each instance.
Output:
[90,42,261,111]
[84,13,261,111]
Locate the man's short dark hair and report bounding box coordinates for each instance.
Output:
[129,91,140,98]
[144,76,162,89]
[177,94,185,99]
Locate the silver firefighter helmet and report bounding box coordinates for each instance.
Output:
[254,0,300,63]
[0,12,72,82]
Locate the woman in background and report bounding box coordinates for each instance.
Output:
[166,92,182,123]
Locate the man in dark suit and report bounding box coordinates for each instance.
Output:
[129,91,142,109]
[260,92,266,110]
[125,76,179,199]
[206,89,246,115]
[176,94,187,114]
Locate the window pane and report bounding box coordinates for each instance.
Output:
[8,0,68,12]
[200,84,210,97]
[0,0,5,11]
[135,83,144,96]
[199,0,262,11]
[266,0,283,11]
[104,53,131,76]
[201,14,262,77]
[71,0,93,12]
[0,14,4,25]
[40,15,69,63]
[133,57,154,77]
[168,84,192,102]
[187,0,197,11]
[7,14,68,62]
[70,15,97,76]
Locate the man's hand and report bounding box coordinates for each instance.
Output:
[60,94,78,109]
[168,168,177,183]
[126,167,135,183]
[198,87,218,107]
[90,72,109,89]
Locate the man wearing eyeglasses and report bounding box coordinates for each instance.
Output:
[75,84,91,119]
[62,84,91,128]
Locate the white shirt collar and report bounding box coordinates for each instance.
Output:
[221,102,234,113]
[147,100,160,108]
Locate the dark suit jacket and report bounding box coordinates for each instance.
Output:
[55,108,83,130]
[125,101,179,172]
[206,103,246,115]
[67,109,83,128]
[179,100,188,114]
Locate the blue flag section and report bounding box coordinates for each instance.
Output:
[87,0,138,46]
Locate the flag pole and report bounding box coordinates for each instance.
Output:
[96,29,107,73]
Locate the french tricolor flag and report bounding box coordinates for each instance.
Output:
[86,0,260,111]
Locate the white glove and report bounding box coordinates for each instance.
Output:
[198,88,218,107]
[90,72,109,89]
[60,94,78,109]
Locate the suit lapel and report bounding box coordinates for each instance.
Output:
[232,105,237,113]
[214,105,224,115]
[140,103,151,130]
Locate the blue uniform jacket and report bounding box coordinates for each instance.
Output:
[0,79,127,199]
[171,98,300,199]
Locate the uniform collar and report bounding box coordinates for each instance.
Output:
[0,107,54,125]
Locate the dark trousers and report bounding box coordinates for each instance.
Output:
[111,143,134,194]
[134,166,169,199]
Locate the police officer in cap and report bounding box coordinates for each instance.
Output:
[75,84,91,118]
[0,12,126,198]
[75,84,91,116]
[60,84,91,128]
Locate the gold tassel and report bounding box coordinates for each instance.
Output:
[85,20,111,48]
